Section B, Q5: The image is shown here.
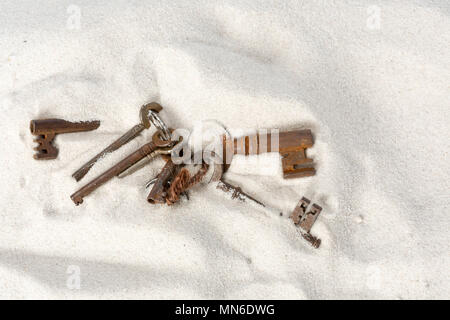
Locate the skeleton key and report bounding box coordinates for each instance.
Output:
[217,181,322,248]
[71,108,174,205]
[30,119,100,160]
[72,102,163,181]
[222,129,316,179]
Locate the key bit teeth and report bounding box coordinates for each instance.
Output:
[302,233,321,248]
[290,197,323,248]
[33,145,58,159]
[299,203,322,233]
[290,197,311,225]
[33,149,57,160]
[300,197,311,210]
[30,119,99,161]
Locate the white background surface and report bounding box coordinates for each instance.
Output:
[0,0,449,299]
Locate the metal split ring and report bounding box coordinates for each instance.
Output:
[149,110,171,141]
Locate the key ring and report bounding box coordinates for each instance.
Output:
[149,110,171,141]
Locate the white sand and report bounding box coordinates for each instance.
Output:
[0,1,449,299]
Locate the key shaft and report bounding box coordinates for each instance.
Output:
[71,141,158,205]
[147,159,181,204]
[72,123,145,181]
[72,102,163,181]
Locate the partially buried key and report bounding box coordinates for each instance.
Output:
[72,102,164,182]
[222,129,316,179]
[70,129,179,205]
[70,106,179,205]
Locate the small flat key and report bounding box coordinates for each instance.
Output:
[72,102,163,181]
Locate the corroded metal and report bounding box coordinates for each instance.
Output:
[72,102,163,181]
[223,129,316,179]
[147,159,181,204]
[117,149,171,179]
[290,197,311,225]
[165,163,209,205]
[300,203,322,233]
[146,151,221,205]
[215,183,323,248]
[290,197,323,248]
[30,119,100,160]
[70,131,177,205]
[301,233,321,249]
[216,180,266,207]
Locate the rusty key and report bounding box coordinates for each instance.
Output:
[146,150,218,205]
[290,197,311,225]
[215,180,322,248]
[290,197,322,248]
[30,119,100,160]
[72,102,163,181]
[146,158,181,204]
[222,129,315,179]
[70,130,177,205]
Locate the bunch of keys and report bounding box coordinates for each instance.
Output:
[144,125,317,205]
[69,102,323,247]
[145,152,219,205]
[143,150,323,249]
[70,104,180,205]
[72,102,167,181]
